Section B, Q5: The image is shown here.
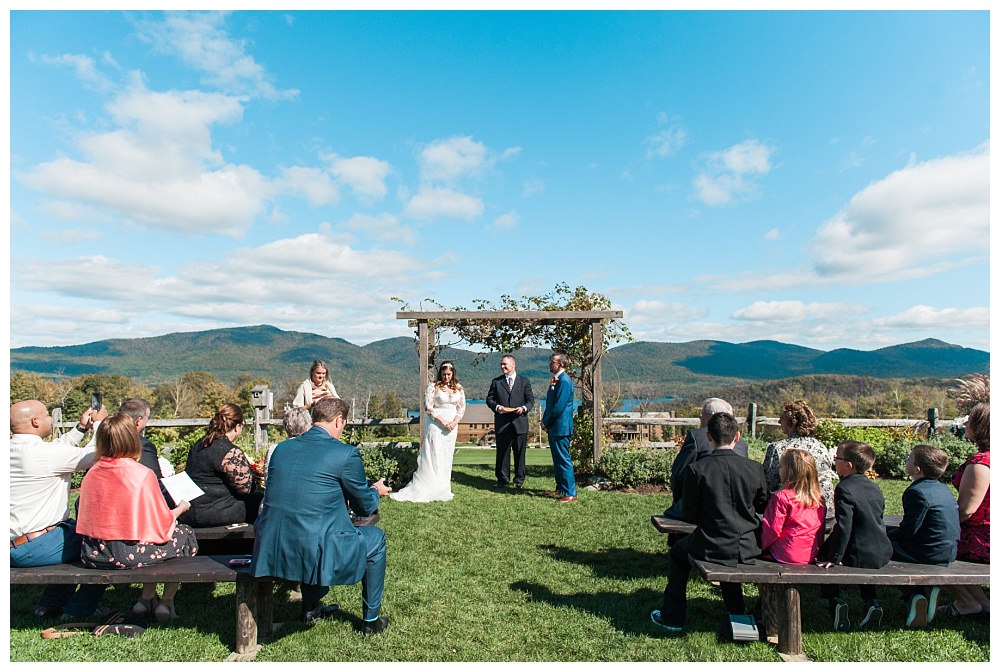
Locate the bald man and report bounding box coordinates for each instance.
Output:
[10,400,109,621]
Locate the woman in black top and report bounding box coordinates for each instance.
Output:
[179,403,263,527]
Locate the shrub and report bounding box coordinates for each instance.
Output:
[568,406,597,474]
[163,429,203,471]
[358,442,419,487]
[812,420,912,453]
[874,440,912,479]
[744,437,769,463]
[873,434,977,482]
[597,446,674,489]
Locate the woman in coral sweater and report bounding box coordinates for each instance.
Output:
[76,413,198,620]
[761,448,827,564]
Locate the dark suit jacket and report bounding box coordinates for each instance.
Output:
[887,477,960,566]
[253,426,380,586]
[486,374,534,435]
[542,372,574,436]
[665,428,750,516]
[819,473,893,568]
[679,448,768,566]
[138,436,174,507]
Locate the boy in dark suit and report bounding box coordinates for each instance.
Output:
[650,412,768,633]
[888,444,960,628]
[817,440,893,631]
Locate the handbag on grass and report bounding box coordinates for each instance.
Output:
[42,611,145,639]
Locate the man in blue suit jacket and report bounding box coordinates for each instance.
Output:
[542,353,576,502]
[253,397,392,633]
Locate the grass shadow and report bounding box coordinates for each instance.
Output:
[510,580,663,636]
[539,543,668,580]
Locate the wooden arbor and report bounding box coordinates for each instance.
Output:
[396,310,623,463]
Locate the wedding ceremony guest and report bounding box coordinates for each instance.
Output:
[650,412,768,633]
[886,444,959,628]
[179,403,263,527]
[939,402,990,618]
[816,441,893,631]
[664,397,749,520]
[253,397,392,632]
[10,400,108,621]
[76,413,197,621]
[293,359,339,409]
[264,406,313,481]
[760,449,826,564]
[543,353,577,503]
[486,354,534,489]
[762,400,836,520]
[391,361,466,503]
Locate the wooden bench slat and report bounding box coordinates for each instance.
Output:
[10,555,242,585]
[194,525,256,541]
[689,557,989,586]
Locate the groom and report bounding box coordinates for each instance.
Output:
[486,354,534,489]
[542,353,577,503]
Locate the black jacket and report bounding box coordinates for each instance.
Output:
[138,436,175,508]
[665,427,749,517]
[486,374,534,435]
[819,473,893,568]
[887,477,959,566]
[679,448,768,566]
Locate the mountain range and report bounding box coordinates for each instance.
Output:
[10,325,990,404]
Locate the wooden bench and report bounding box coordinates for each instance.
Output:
[10,555,273,661]
[649,515,987,659]
[193,524,255,541]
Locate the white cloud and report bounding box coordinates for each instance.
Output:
[133,11,298,101]
[731,300,867,324]
[418,136,488,183]
[693,139,775,206]
[628,300,710,324]
[493,211,519,230]
[522,179,545,197]
[644,127,687,158]
[501,147,522,160]
[40,228,105,245]
[873,305,989,330]
[402,186,484,221]
[343,213,416,245]
[764,228,780,240]
[327,155,392,200]
[274,166,339,206]
[40,53,113,92]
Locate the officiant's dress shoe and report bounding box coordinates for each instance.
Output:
[492,482,507,489]
[543,491,562,498]
[558,496,577,503]
[360,616,390,634]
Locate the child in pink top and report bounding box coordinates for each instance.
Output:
[761,448,827,564]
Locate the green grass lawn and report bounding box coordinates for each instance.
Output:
[10,450,990,662]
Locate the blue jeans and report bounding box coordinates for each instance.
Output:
[548,434,576,497]
[301,525,387,622]
[10,520,107,617]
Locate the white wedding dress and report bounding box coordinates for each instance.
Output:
[390,383,466,503]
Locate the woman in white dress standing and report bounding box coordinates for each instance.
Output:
[391,361,466,502]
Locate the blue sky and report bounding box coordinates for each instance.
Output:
[6,8,991,352]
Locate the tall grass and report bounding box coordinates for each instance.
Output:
[9,449,988,662]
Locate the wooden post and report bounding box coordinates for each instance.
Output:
[52,407,63,439]
[418,319,429,446]
[927,407,939,437]
[747,403,757,439]
[235,575,260,655]
[592,319,604,465]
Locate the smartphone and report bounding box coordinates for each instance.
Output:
[228,558,252,567]
[90,392,103,411]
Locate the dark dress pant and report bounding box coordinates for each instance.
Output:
[495,427,528,486]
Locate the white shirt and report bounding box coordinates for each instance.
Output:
[9,429,96,539]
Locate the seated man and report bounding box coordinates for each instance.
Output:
[252,397,392,632]
[663,398,749,523]
[651,412,768,633]
[10,400,108,621]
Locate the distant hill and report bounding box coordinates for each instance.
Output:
[10,326,989,406]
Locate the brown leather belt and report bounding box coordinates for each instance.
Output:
[10,524,60,548]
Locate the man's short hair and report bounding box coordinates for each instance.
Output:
[312,397,350,424]
[839,440,876,474]
[501,354,516,363]
[119,397,151,420]
[283,407,313,438]
[550,353,569,368]
[706,412,739,447]
[701,397,733,417]
[910,444,949,480]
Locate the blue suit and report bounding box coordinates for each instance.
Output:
[252,426,385,620]
[542,371,576,497]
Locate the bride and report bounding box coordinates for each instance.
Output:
[391,361,466,503]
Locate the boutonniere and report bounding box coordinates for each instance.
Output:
[550,375,560,387]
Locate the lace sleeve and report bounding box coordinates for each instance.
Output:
[455,388,466,422]
[424,384,438,423]
[220,445,256,495]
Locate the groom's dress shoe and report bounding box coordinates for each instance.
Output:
[558,496,577,503]
[360,616,390,635]
[543,490,562,498]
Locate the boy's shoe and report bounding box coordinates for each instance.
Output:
[925,587,941,624]
[830,598,850,631]
[650,609,683,634]
[906,594,928,628]
[859,600,883,630]
[58,606,110,624]
[301,603,339,624]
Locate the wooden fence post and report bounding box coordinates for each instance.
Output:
[927,407,939,437]
[747,403,757,439]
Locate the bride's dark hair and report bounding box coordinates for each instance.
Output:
[434,360,461,391]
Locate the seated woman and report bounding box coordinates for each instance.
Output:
[264,406,312,482]
[761,400,836,520]
[179,403,263,527]
[293,360,339,409]
[760,449,826,564]
[76,413,197,621]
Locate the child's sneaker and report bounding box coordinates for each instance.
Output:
[650,609,683,634]
[925,587,941,624]
[830,598,850,631]
[906,594,928,628]
[859,600,883,630]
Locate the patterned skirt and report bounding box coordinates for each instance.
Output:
[81,523,199,570]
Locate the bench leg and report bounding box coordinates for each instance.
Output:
[235,576,261,657]
[767,584,802,657]
[760,584,781,639]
